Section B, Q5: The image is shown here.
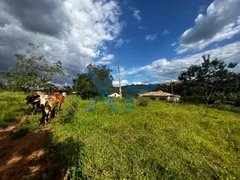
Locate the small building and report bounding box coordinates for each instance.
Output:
[139,90,180,102]
[108,93,120,98]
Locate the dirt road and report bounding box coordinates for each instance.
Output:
[0,118,61,180]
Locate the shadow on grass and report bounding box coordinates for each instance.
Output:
[44,132,91,180]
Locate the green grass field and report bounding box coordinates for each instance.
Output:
[0,92,240,179]
[0,91,30,128]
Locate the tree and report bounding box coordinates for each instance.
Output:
[0,43,65,92]
[73,64,113,99]
[178,55,238,102]
[73,74,98,99]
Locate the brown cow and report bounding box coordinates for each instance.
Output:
[39,92,66,125]
[48,92,66,114]
[40,95,59,125]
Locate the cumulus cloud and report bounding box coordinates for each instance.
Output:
[2,0,70,37]
[112,79,129,87]
[126,41,240,80]
[177,0,240,53]
[0,0,123,84]
[95,54,115,65]
[132,81,145,85]
[145,34,157,41]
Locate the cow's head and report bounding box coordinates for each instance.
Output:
[39,95,48,107]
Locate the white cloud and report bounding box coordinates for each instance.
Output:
[126,42,240,80]
[145,34,157,41]
[115,38,131,47]
[163,29,170,35]
[101,54,114,61]
[171,42,177,47]
[138,26,147,30]
[112,80,129,87]
[177,0,240,53]
[132,81,145,85]
[95,54,114,65]
[131,8,141,21]
[0,0,123,84]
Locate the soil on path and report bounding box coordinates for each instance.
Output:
[0,118,61,180]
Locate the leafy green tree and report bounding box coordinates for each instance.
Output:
[73,74,98,99]
[0,43,65,92]
[73,64,113,99]
[60,85,73,94]
[178,55,238,102]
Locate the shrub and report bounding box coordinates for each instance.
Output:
[137,98,149,107]
[59,96,79,123]
[235,98,240,107]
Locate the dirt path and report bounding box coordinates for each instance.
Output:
[0,118,61,180]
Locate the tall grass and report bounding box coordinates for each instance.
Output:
[1,92,239,179]
[0,91,30,128]
[50,96,240,179]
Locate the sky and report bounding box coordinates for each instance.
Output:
[0,0,240,87]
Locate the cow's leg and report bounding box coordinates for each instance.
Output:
[45,113,49,126]
[33,104,37,114]
[51,108,56,119]
[40,115,44,125]
[55,103,60,115]
[44,107,50,126]
[48,112,52,124]
[41,111,46,126]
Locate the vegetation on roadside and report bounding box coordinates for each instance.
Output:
[0,91,29,128]
[178,55,240,103]
[49,95,240,179]
[0,91,43,139]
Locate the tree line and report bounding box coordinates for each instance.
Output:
[0,44,239,105]
[156,55,240,104]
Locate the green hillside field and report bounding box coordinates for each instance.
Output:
[0,92,239,179]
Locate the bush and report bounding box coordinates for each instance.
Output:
[137,98,149,107]
[59,96,79,123]
[235,98,240,107]
[226,92,239,101]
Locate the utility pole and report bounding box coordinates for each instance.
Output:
[118,62,122,99]
[171,79,174,95]
[171,79,174,102]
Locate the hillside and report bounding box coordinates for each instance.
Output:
[0,92,239,179]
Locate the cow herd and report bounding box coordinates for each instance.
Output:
[26,91,67,125]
